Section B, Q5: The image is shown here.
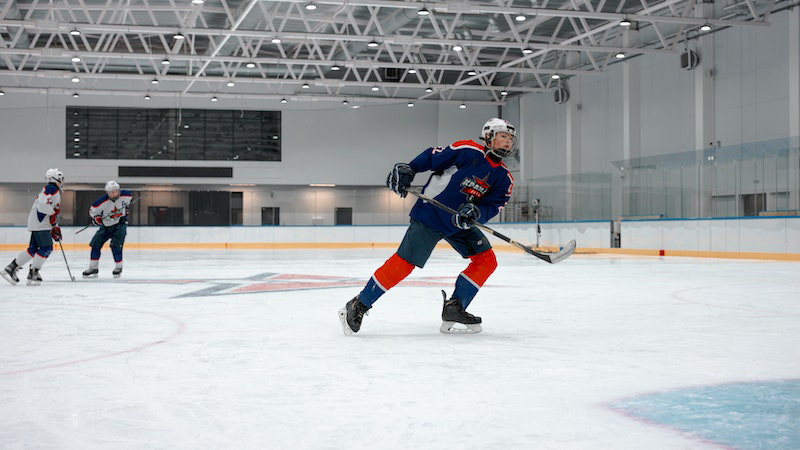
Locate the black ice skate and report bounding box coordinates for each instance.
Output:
[1,261,20,286]
[82,268,99,278]
[338,295,370,336]
[440,290,482,334]
[112,267,123,278]
[27,268,42,286]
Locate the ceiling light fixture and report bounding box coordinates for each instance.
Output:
[467,70,477,76]
[72,92,79,98]
[342,99,349,105]
[371,86,380,91]
[302,83,310,89]
[144,94,151,100]
[173,32,185,40]
[161,58,171,65]
[71,55,81,63]
[271,37,282,44]
[459,103,467,109]
[305,2,317,10]
[151,78,159,85]
[515,14,527,22]
[331,64,340,71]
[280,98,288,104]
[408,68,417,74]
[246,62,256,68]
[192,0,205,4]
[352,105,360,109]
[615,51,626,59]
[700,23,712,31]
[500,90,509,96]
[71,76,80,83]
[417,7,430,16]
[407,102,414,107]
[522,48,533,55]
[551,73,561,80]
[211,96,218,102]
[425,87,433,93]
[0,90,5,96]
[367,40,379,48]
[226,80,235,87]
[453,44,463,52]
[619,17,632,27]
[69,28,81,36]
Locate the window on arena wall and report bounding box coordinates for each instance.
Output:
[67,107,281,161]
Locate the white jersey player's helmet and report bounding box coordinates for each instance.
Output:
[105,180,120,193]
[46,168,64,185]
[480,118,517,158]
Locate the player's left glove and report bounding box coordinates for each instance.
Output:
[386,163,416,198]
[453,203,480,230]
[50,226,62,242]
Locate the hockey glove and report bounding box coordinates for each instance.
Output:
[50,226,62,242]
[386,163,416,198]
[92,215,104,226]
[453,203,480,230]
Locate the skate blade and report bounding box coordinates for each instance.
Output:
[83,273,98,279]
[26,280,42,286]
[113,273,121,278]
[440,321,482,334]
[1,272,18,286]
[338,308,355,336]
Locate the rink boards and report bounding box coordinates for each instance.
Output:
[1,216,799,260]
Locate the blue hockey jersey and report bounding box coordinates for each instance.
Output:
[408,139,514,235]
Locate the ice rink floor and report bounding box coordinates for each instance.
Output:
[1,247,798,449]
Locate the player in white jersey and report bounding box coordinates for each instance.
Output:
[82,181,133,278]
[1,168,64,286]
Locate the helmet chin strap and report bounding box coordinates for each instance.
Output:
[486,149,504,161]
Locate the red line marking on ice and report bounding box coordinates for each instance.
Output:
[1,302,186,376]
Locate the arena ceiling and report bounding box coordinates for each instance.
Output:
[0,0,783,107]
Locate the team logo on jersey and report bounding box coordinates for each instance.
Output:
[460,174,491,201]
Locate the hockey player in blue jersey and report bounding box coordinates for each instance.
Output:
[82,181,133,279]
[339,118,517,335]
[1,168,64,286]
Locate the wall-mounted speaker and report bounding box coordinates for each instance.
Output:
[680,50,700,70]
[554,86,569,104]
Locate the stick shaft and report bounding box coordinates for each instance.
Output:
[407,189,554,262]
[58,240,75,281]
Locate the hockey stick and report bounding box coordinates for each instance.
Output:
[57,240,76,281]
[407,189,576,264]
[75,192,148,234]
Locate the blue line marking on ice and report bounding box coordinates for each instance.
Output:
[613,380,800,449]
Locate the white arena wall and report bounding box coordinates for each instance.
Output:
[2,218,797,260]
[621,217,800,255]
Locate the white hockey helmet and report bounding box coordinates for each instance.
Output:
[480,118,517,158]
[105,180,120,193]
[46,168,64,185]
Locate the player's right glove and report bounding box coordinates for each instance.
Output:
[386,163,416,198]
[92,215,103,226]
[50,226,62,242]
[453,203,480,230]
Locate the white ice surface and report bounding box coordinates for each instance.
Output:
[1,248,798,449]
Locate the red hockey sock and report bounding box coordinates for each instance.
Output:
[373,253,415,291]
[462,249,497,287]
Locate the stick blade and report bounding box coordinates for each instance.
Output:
[547,239,576,264]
